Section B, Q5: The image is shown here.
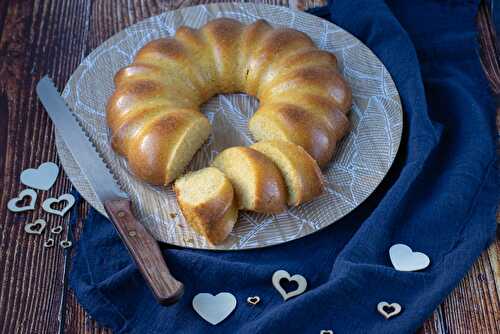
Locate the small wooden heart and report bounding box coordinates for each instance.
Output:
[377,301,402,320]
[42,194,75,216]
[192,292,236,325]
[246,296,260,306]
[20,162,59,191]
[59,240,72,249]
[51,226,63,234]
[43,238,55,248]
[389,243,430,272]
[24,219,47,235]
[320,330,334,334]
[272,269,307,301]
[7,189,37,212]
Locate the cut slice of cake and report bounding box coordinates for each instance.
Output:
[212,146,287,214]
[174,167,238,244]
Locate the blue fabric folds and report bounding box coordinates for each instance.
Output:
[69,1,499,333]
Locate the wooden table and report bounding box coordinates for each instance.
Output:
[0,1,498,333]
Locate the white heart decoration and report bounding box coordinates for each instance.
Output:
[320,330,334,334]
[42,194,75,216]
[43,238,55,248]
[7,189,37,212]
[192,292,236,325]
[24,219,47,235]
[272,269,307,301]
[389,243,430,272]
[246,296,260,305]
[51,226,63,234]
[377,301,402,319]
[20,162,59,191]
[59,240,72,249]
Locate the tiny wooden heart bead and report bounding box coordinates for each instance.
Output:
[43,238,55,248]
[7,189,37,213]
[42,194,75,216]
[246,296,260,306]
[377,301,402,320]
[51,226,63,234]
[24,219,47,235]
[59,240,72,249]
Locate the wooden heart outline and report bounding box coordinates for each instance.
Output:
[43,238,55,248]
[7,189,37,212]
[42,194,75,216]
[272,269,307,301]
[246,296,260,306]
[20,162,59,191]
[377,301,402,320]
[51,226,63,234]
[24,219,47,235]
[59,240,72,249]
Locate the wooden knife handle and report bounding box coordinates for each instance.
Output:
[104,198,183,304]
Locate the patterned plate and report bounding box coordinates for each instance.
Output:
[56,3,403,250]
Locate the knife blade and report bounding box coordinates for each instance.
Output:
[36,76,183,304]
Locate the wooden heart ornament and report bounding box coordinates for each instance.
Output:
[42,194,75,216]
[246,296,260,306]
[272,270,307,301]
[192,292,236,325]
[377,301,402,319]
[389,243,430,272]
[24,219,47,235]
[20,162,59,191]
[7,189,37,212]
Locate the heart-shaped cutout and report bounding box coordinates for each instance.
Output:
[24,219,47,235]
[43,238,55,248]
[59,240,72,249]
[20,162,59,191]
[51,226,63,234]
[320,330,334,334]
[389,243,430,272]
[246,296,260,306]
[377,301,402,319]
[192,292,236,325]
[272,270,307,301]
[42,194,75,216]
[7,189,37,212]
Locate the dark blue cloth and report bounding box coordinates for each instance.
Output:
[69,1,499,333]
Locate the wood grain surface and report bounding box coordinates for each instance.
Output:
[0,0,498,333]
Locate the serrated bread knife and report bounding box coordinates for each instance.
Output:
[36,76,183,304]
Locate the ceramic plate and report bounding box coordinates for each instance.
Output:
[56,3,403,250]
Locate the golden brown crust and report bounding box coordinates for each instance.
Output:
[174,168,237,244]
[250,103,337,167]
[126,109,210,185]
[212,147,287,214]
[106,18,351,188]
[251,140,324,206]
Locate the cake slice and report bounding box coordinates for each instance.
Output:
[212,146,287,214]
[251,140,324,206]
[174,167,238,245]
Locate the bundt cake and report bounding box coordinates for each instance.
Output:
[174,167,238,244]
[251,140,324,206]
[212,147,287,214]
[106,18,351,185]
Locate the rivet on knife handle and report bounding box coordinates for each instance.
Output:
[104,198,184,304]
